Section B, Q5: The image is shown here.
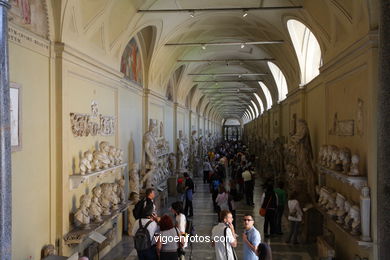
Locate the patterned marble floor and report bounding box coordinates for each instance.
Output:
[103,175,317,260]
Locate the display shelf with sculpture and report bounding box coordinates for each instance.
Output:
[317,164,368,190]
[317,144,367,190]
[64,180,129,246]
[70,141,126,189]
[70,163,127,190]
[315,185,372,248]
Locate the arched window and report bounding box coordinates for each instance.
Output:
[267,62,288,102]
[248,105,255,120]
[287,19,322,85]
[251,100,259,118]
[258,82,273,110]
[254,93,265,114]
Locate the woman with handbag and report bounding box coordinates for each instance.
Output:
[260,184,278,238]
[156,215,184,260]
[286,192,303,244]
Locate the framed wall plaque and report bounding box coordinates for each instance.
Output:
[10,82,22,152]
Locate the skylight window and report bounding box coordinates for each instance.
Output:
[251,100,259,118]
[287,19,322,85]
[253,93,264,114]
[258,82,272,109]
[267,62,288,102]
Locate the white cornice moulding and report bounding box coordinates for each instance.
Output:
[8,22,50,57]
[57,43,123,79]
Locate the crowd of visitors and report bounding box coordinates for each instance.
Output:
[130,139,306,260]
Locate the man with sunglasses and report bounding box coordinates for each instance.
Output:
[242,214,261,260]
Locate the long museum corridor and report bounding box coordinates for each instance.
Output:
[0,0,389,259]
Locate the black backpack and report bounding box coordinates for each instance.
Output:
[133,199,147,220]
[134,219,152,251]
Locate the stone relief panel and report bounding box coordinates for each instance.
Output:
[70,101,116,137]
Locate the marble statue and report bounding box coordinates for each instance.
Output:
[100,183,112,215]
[349,154,360,176]
[339,147,351,174]
[117,178,126,203]
[141,165,157,189]
[326,193,337,216]
[330,147,340,171]
[129,163,140,203]
[89,186,103,222]
[92,150,110,170]
[191,130,198,158]
[110,183,120,210]
[335,193,346,222]
[42,244,57,257]
[177,130,188,171]
[108,146,117,167]
[343,201,353,230]
[290,119,317,200]
[169,153,176,173]
[115,148,124,164]
[143,119,158,169]
[79,151,93,175]
[74,195,91,227]
[350,205,361,235]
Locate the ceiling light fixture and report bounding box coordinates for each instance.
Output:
[177,58,275,63]
[201,44,206,50]
[189,10,195,17]
[243,9,248,17]
[138,6,303,13]
[240,43,245,48]
[166,40,283,47]
[188,72,267,76]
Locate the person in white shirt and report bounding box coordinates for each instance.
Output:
[242,167,254,206]
[171,201,187,248]
[203,158,213,183]
[211,210,237,260]
[286,192,303,244]
[131,204,159,260]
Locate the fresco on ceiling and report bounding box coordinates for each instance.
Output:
[9,0,49,39]
[166,80,173,101]
[120,38,143,86]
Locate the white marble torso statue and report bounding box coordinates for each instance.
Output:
[144,119,158,168]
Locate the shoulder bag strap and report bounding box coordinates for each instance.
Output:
[224,227,228,260]
[175,227,182,248]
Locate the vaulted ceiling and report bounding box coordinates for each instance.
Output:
[58,0,377,122]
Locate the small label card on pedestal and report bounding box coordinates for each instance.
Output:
[89,231,107,244]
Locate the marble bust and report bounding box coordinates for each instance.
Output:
[343,201,353,230]
[349,154,360,176]
[129,163,140,202]
[117,178,126,203]
[350,205,361,235]
[79,151,93,175]
[339,147,351,174]
[89,186,103,222]
[74,194,91,227]
[110,183,120,210]
[42,244,57,257]
[100,183,112,215]
[335,193,346,223]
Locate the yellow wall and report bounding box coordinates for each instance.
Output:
[244,36,377,259]
[9,29,51,259]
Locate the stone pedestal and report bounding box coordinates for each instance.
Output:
[302,208,324,243]
[168,176,177,196]
[360,187,371,242]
